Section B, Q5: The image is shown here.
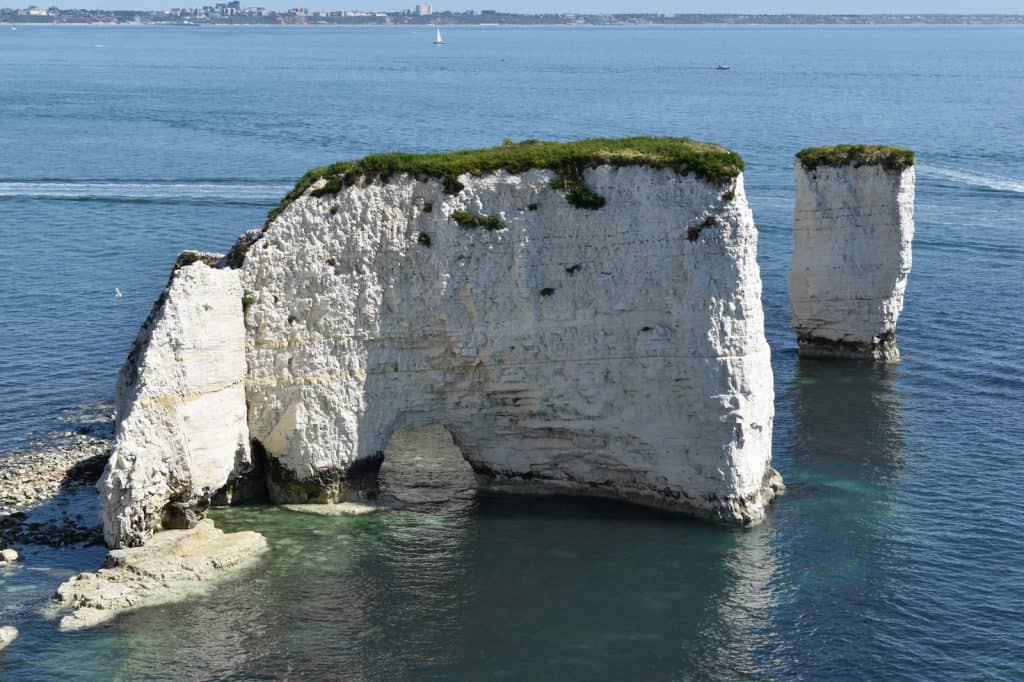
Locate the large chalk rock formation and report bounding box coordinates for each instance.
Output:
[789,145,915,360]
[100,255,251,548]
[242,138,779,524]
[100,138,782,548]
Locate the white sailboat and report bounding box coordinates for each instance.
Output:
[433,25,443,45]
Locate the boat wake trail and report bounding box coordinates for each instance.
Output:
[919,165,1024,195]
[0,180,290,204]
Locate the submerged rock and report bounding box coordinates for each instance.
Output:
[789,145,915,361]
[54,519,267,631]
[100,258,252,549]
[281,502,385,516]
[0,625,17,651]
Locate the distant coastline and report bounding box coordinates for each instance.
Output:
[2,8,1023,27]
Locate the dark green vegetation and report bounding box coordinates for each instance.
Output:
[417,233,431,247]
[687,216,719,242]
[173,250,220,271]
[721,189,736,201]
[241,294,255,313]
[451,211,505,230]
[527,203,539,211]
[178,251,200,266]
[267,137,744,221]
[540,287,555,296]
[796,144,915,172]
[329,204,339,215]
[554,177,606,210]
[326,257,337,267]
[422,202,433,213]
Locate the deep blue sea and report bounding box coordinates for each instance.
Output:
[1,25,1023,679]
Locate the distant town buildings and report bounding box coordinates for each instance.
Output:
[2,6,1022,26]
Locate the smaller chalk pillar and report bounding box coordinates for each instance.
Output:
[789,145,915,361]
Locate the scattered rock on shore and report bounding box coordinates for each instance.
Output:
[0,548,19,565]
[1,421,112,548]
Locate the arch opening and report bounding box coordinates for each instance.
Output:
[376,424,478,509]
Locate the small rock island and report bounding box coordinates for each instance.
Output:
[100,137,783,551]
[788,144,916,360]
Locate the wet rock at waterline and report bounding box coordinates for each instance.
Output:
[54,520,267,631]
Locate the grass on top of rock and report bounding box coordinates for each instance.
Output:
[796,144,915,172]
[451,210,505,230]
[267,137,745,221]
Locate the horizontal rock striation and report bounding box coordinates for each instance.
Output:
[242,138,779,525]
[789,145,915,361]
[100,256,251,549]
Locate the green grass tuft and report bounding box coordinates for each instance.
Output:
[179,251,200,266]
[241,294,254,313]
[417,232,431,247]
[451,210,505,230]
[267,137,745,222]
[796,144,915,172]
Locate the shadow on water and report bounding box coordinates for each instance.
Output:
[784,356,908,492]
[759,355,917,677]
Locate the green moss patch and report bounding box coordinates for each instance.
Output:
[267,137,744,222]
[796,145,915,172]
[451,210,505,230]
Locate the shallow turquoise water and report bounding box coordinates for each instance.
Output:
[1,25,1023,679]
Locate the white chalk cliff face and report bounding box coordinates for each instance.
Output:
[100,259,251,548]
[789,162,915,360]
[241,165,779,524]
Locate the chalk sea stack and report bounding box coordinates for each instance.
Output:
[99,137,782,549]
[789,144,915,361]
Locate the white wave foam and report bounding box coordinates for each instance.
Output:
[919,165,1024,195]
[0,180,290,202]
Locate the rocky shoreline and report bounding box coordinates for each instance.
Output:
[0,417,113,549]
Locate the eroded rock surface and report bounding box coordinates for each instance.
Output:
[242,152,778,524]
[789,146,915,360]
[100,259,251,548]
[54,519,267,631]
